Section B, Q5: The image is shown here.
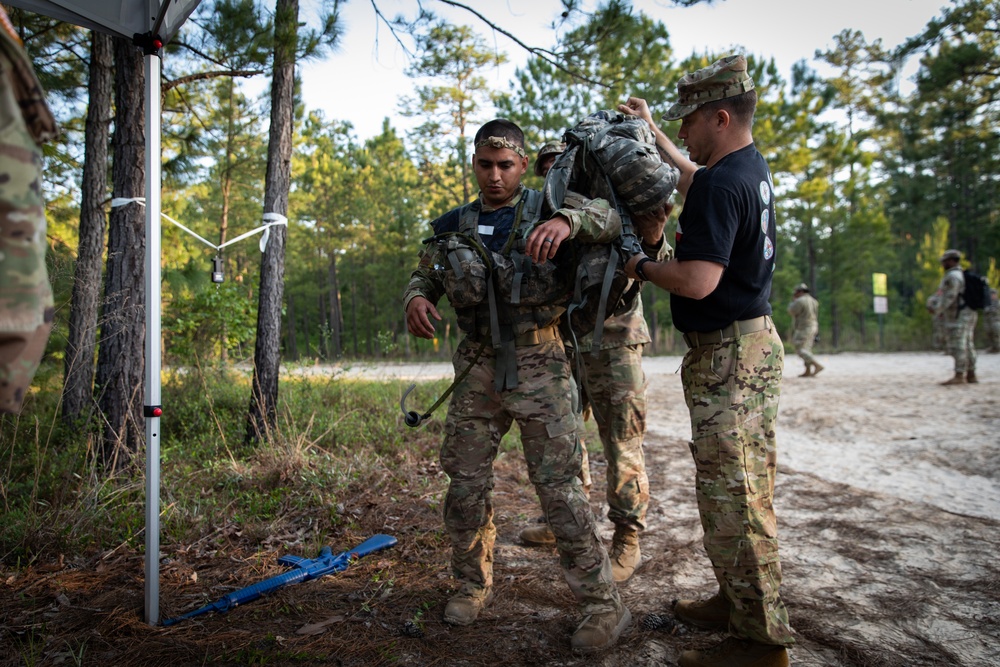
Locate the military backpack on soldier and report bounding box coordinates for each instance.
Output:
[542,110,679,349]
[961,270,991,310]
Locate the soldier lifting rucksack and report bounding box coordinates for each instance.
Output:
[542,110,679,351]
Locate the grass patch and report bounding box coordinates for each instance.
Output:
[0,366,449,566]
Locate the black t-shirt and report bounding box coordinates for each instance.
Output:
[670,143,775,333]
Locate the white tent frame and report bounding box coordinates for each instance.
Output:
[5,0,204,625]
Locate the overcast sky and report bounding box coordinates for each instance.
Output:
[294,0,949,140]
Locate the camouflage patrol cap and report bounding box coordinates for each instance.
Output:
[794,283,809,293]
[940,249,962,262]
[534,141,565,176]
[662,54,756,121]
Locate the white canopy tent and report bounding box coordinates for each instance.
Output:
[5,0,205,625]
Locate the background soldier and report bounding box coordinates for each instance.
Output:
[0,9,58,414]
[787,283,824,377]
[984,287,999,353]
[403,119,629,653]
[934,249,978,385]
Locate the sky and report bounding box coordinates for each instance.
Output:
[296,0,950,141]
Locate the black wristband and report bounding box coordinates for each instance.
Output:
[635,257,653,281]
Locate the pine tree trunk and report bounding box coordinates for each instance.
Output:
[286,291,298,361]
[95,37,145,465]
[328,254,342,359]
[246,0,296,443]
[62,31,112,425]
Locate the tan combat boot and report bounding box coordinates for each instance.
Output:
[673,592,732,631]
[678,637,788,667]
[609,526,641,583]
[941,372,967,386]
[967,369,978,383]
[570,603,631,654]
[519,517,556,547]
[443,588,493,626]
[798,364,812,377]
[811,361,824,377]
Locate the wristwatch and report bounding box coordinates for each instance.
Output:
[634,257,653,281]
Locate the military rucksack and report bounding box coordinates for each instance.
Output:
[961,270,991,310]
[542,110,679,349]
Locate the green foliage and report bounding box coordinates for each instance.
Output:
[163,282,258,364]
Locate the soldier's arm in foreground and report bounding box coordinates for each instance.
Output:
[403,245,448,339]
[524,192,623,263]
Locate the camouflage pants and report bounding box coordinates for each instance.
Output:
[945,309,977,373]
[681,323,794,646]
[570,343,649,531]
[932,315,947,351]
[0,43,53,414]
[791,326,818,366]
[440,336,620,614]
[983,309,999,353]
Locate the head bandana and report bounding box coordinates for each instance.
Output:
[474,136,526,158]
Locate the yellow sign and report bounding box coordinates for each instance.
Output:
[872,273,888,297]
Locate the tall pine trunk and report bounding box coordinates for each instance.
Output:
[246,0,296,443]
[327,254,342,358]
[95,38,145,465]
[62,30,112,424]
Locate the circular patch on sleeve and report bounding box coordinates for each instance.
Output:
[761,209,769,234]
[763,236,774,260]
[759,180,771,204]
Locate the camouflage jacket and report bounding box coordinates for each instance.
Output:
[403,188,622,338]
[935,267,964,322]
[788,294,819,335]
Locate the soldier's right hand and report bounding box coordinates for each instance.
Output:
[406,297,441,339]
[619,97,653,127]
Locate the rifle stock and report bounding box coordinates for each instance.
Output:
[162,534,398,626]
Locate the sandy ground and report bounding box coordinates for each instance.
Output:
[332,350,1000,665]
[3,352,998,666]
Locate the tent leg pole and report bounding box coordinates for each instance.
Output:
[143,50,163,627]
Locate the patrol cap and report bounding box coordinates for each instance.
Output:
[940,249,962,262]
[794,283,809,293]
[662,55,755,121]
[534,141,565,176]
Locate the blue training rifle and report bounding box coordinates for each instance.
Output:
[162,533,398,626]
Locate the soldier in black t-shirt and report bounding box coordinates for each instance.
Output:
[618,56,794,667]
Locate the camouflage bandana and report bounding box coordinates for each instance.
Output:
[474,136,526,158]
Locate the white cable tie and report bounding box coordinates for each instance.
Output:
[110,197,145,208]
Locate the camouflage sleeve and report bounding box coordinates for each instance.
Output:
[552,191,622,243]
[402,244,446,311]
[641,234,672,261]
[0,17,57,414]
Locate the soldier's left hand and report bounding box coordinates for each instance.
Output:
[526,215,571,263]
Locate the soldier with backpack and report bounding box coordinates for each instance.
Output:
[935,248,979,384]
[518,139,673,584]
[403,119,630,653]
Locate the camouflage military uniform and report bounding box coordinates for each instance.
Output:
[984,289,999,353]
[0,12,58,414]
[682,324,792,645]
[404,188,623,616]
[935,266,977,374]
[568,236,671,533]
[788,292,819,366]
[926,290,946,350]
